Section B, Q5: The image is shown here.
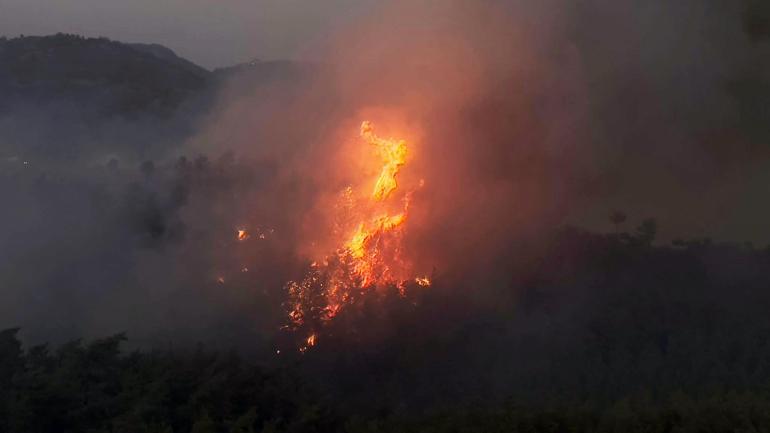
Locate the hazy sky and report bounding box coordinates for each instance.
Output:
[0,0,378,68]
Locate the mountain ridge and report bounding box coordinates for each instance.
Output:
[0,33,306,161]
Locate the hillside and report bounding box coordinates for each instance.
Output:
[0,34,211,116]
[2,226,770,432]
[0,34,309,162]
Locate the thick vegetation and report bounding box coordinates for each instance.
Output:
[3,226,770,432]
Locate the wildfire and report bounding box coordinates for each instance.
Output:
[361,120,407,201]
[284,121,429,350]
[237,229,250,241]
[415,277,432,287]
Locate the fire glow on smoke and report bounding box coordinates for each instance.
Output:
[285,121,431,352]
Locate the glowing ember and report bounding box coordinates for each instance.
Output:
[284,121,429,350]
[298,334,317,354]
[415,277,432,287]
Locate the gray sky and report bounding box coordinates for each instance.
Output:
[0,0,377,68]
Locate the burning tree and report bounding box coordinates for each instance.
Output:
[284,121,430,351]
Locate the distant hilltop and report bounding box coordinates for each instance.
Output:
[0,33,306,116]
[0,34,209,116]
[0,34,309,161]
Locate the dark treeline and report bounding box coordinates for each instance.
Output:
[3,226,770,432]
[5,328,770,433]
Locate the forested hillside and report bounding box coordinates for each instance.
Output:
[3,227,770,432]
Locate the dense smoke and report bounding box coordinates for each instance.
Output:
[1,0,769,364]
[198,0,770,275]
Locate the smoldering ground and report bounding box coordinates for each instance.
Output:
[0,1,769,408]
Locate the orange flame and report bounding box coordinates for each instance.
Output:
[415,277,432,287]
[284,121,429,350]
[361,120,407,201]
[237,229,250,241]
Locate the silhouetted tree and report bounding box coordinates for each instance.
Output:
[609,211,627,234]
[635,218,657,245]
